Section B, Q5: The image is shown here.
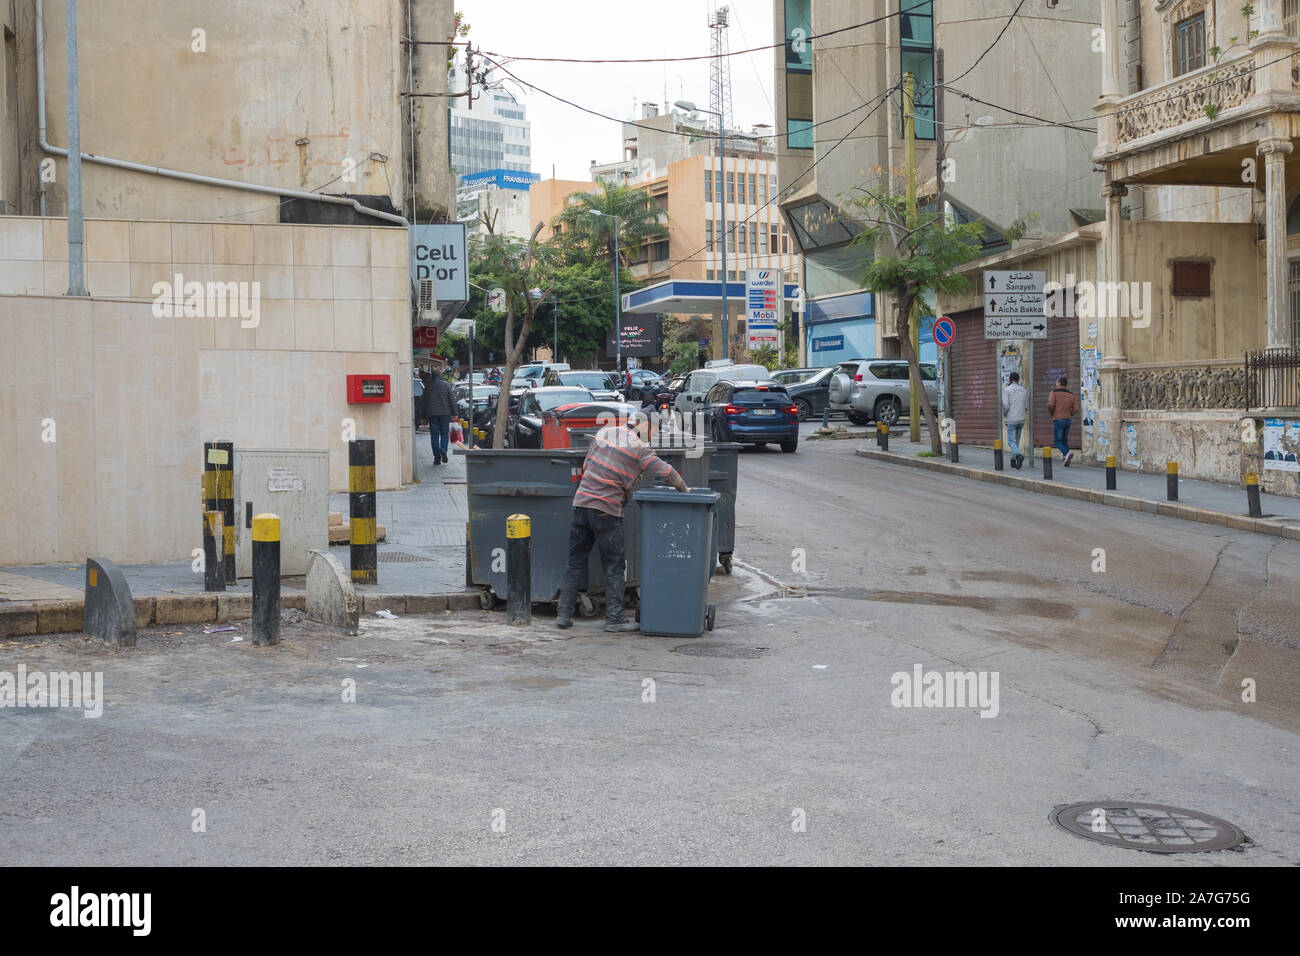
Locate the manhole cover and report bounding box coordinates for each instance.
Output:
[1050,802,1246,853]
[672,642,768,659]
[377,551,435,564]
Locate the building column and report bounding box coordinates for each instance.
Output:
[1258,137,1293,348]
[1094,0,1123,153]
[1099,183,1128,365]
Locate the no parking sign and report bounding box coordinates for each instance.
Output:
[933,316,956,348]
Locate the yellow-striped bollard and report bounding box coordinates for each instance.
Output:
[506,514,531,626]
[1166,461,1179,502]
[1246,472,1262,517]
[252,513,280,646]
[349,438,377,584]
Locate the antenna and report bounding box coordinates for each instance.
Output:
[708,4,733,155]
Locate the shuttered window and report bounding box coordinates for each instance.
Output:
[1174,13,1205,76]
[948,310,1000,444]
[1032,312,1082,450]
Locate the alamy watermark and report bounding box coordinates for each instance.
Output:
[0,665,103,718]
[152,273,260,328]
[890,664,1000,718]
[1045,273,1152,328]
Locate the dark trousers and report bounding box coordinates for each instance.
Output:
[557,506,627,624]
[1053,418,1072,458]
[429,414,451,460]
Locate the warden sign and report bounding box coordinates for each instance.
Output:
[984,270,1046,339]
[746,268,782,348]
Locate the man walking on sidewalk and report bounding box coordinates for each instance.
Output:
[424,368,456,466]
[1002,371,1028,469]
[1048,376,1080,467]
[556,411,689,633]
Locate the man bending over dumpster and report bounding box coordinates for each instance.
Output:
[557,410,689,632]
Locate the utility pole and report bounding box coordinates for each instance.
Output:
[903,72,920,444]
[553,300,559,362]
[934,49,947,429]
[612,215,621,372]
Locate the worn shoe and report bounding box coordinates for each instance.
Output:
[603,621,640,633]
[1064,451,1073,467]
[555,616,573,629]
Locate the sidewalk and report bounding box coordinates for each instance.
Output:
[857,436,1300,538]
[0,430,472,627]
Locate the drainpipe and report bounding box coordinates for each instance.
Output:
[64,0,84,295]
[34,0,408,228]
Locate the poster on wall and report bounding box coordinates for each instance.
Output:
[1263,418,1300,472]
[1124,423,1139,466]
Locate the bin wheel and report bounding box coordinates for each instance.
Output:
[577,593,597,617]
[705,604,716,631]
[719,553,733,575]
[478,589,494,611]
[626,586,640,608]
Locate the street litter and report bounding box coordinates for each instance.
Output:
[812,665,828,670]
[204,625,237,634]
[230,635,243,643]
[375,609,398,619]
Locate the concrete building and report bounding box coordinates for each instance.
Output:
[457,168,540,240]
[448,54,532,178]
[0,0,458,566]
[774,0,1101,367]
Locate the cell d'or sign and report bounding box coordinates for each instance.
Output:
[409,223,468,303]
[984,270,1047,339]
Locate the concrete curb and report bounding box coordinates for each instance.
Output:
[855,448,1300,540]
[0,590,487,639]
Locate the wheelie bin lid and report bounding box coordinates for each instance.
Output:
[632,487,720,505]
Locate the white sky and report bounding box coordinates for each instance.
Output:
[454,0,776,181]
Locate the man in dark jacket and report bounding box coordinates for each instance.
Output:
[1047,376,1081,466]
[424,369,456,465]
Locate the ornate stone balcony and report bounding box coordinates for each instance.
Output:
[1120,363,1247,410]
[1115,58,1256,146]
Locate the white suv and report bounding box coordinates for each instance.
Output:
[828,359,939,426]
[674,364,771,414]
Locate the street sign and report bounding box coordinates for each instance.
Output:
[984,270,1047,339]
[933,316,955,348]
[413,327,439,349]
[746,268,783,349]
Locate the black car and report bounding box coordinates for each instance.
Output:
[508,386,596,448]
[542,369,623,402]
[701,379,800,453]
[784,365,837,421]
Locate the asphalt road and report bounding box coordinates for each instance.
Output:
[2,434,1299,865]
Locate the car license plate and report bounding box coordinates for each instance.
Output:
[753,408,776,416]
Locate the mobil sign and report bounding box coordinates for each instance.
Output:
[410,223,468,303]
[746,267,782,347]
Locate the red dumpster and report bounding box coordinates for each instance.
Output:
[541,402,639,449]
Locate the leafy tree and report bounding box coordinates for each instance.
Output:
[849,186,984,454]
[552,179,662,298]
[750,345,779,371]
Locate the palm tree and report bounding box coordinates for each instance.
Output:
[552,179,663,285]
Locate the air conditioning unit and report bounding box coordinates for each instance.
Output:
[416,277,436,326]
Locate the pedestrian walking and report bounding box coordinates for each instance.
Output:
[556,411,689,633]
[1002,371,1028,469]
[424,368,456,466]
[1048,376,1080,466]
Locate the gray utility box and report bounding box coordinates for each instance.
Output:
[632,486,720,637]
[234,449,329,578]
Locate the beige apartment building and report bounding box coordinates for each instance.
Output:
[0,0,457,566]
[938,1,1300,496]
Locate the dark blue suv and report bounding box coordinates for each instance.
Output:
[702,379,799,453]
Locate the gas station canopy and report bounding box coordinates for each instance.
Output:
[621,279,802,315]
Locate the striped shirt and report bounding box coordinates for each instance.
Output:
[574,425,681,517]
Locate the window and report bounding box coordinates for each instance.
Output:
[705,172,712,202]
[759,174,768,203]
[899,2,935,141]
[785,0,813,150]
[749,224,757,253]
[759,228,768,255]
[726,171,735,204]
[739,225,747,253]
[1174,13,1206,76]
[706,220,714,251]
[781,231,789,254]
[715,171,724,202]
[707,269,715,280]
[1171,259,1212,297]
[749,173,757,204]
[900,0,933,50]
[771,225,779,252]
[728,227,736,253]
[1287,0,1300,39]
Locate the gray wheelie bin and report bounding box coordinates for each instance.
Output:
[632,487,720,637]
[706,442,741,574]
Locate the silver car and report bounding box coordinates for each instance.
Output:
[827,359,938,427]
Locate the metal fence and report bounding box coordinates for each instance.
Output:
[1245,348,1300,409]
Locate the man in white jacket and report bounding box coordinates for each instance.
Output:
[1002,372,1028,469]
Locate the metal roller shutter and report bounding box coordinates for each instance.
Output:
[947,308,999,445]
[1032,313,1082,450]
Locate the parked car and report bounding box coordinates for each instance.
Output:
[827,359,939,426]
[674,363,771,414]
[785,365,837,421]
[508,386,597,448]
[542,369,624,402]
[454,381,493,429]
[771,367,822,387]
[701,379,800,452]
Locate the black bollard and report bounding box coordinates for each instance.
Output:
[349,438,377,585]
[1042,446,1053,480]
[880,423,889,452]
[821,406,830,429]
[202,510,225,592]
[506,514,532,626]
[1246,472,1263,518]
[1166,461,1179,501]
[949,431,959,463]
[251,513,281,646]
[1105,454,1117,490]
[993,439,1004,471]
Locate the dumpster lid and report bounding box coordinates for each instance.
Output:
[632,487,720,505]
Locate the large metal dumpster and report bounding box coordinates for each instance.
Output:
[706,442,742,574]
